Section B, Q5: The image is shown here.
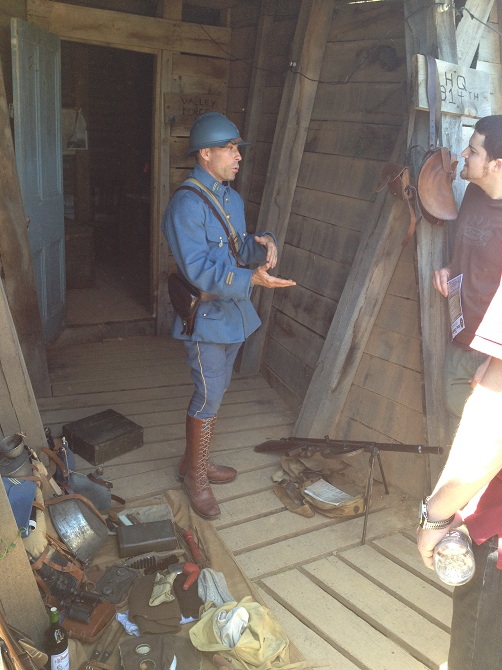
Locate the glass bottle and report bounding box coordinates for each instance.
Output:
[45,607,70,670]
[433,526,476,586]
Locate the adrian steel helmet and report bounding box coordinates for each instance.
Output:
[187,112,250,155]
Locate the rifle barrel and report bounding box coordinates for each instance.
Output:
[255,438,443,455]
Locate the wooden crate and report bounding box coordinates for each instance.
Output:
[63,409,143,465]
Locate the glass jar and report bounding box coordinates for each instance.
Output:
[433,526,475,586]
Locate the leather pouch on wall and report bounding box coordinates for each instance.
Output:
[62,601,116,643]
[117,519,178,558]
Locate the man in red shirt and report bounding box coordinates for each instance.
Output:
[417,281,502,669]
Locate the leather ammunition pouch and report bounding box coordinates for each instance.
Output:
[30,535,85,607]
[375,162,417,245]
[167,272,202,337]
[62,601,116,643]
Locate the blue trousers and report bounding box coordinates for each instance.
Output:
[184,341,242,419]
[448,536,502,670]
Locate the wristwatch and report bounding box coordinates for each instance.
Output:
[418,496,455,530]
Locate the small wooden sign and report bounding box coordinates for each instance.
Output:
[413,54,490,119]
[164,92,224,124]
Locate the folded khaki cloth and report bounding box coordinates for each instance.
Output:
[129,573,181,634]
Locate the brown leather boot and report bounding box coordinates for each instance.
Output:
[177,415,237,484]
[182,415,221,520]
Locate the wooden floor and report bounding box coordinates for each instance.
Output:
[38,335,452,670]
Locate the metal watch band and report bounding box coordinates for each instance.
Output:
[419,496,455,530]
[420,516,454,530]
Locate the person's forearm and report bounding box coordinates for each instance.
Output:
[427,357,502,519]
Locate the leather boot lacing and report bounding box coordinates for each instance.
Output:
[195,419,212,491]
[177,415,237,484]
[182,415,221,519]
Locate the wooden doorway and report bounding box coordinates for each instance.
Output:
[61,42,154,332]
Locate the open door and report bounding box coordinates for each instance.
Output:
[11,18,65,342]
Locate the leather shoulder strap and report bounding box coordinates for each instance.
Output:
[176,183,245,266]
[177,184,232,239]
[426,55,442,149]
[186,177,230,224]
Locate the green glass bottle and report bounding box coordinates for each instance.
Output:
[45,607,70,670]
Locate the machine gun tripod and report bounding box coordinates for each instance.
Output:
[255,437,443,544]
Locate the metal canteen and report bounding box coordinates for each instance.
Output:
[0,433,25,459]
[48,497,108,564]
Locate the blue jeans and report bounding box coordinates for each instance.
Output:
[184,341,242,419]
[448,536,502,670]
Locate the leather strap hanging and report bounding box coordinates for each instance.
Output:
[416,56,458,226]
[426,54,441,151]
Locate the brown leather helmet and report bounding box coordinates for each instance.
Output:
[417,147,458,225]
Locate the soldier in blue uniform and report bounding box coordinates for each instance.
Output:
[162,112,295,519]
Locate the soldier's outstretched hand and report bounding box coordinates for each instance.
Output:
[251,262,296,288]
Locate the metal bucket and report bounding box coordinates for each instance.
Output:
[0,433,25,459]
[48,497,108,564]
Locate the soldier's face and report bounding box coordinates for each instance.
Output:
[200,142,242,183]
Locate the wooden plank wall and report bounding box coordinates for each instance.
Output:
[237,1,301,230]
[258,1,502,499]
[262,0,407,409]
[167,51,230,191]
[477,4,502,115]
[226,3,261,147]
[166,1,285,197]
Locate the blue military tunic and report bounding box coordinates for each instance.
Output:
[162,163,272,343]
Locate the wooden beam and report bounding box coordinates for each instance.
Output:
[237,0,275,207]
[294,127,410,436]
[0,264,48,448]
[0,478,48,647]
[404,1,459,485]
[153,51,174,337]
[456,0,496,68]
[239,0,336,375]
[27,0,230,56]
[154,0,179,336]
[0,56,51,399]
